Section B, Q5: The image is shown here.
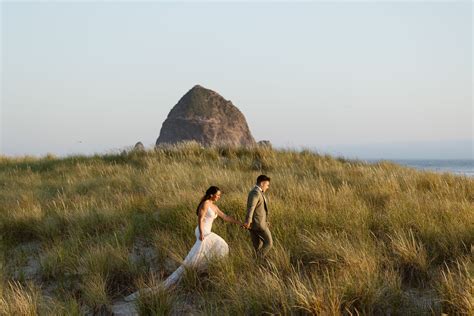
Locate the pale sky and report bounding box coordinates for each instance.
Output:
[1,1,472,159]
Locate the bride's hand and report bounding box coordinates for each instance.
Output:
[199,234,204,241]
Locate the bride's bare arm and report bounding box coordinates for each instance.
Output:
[198,201,208,240]
[215,207,242,225]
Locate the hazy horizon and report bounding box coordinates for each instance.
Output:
[2,2,472,159]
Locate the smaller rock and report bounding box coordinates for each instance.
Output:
[134,142,145,151]
[257,140,272,148]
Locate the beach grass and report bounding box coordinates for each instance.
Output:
[0,142,472,314]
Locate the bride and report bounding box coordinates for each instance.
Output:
[125,186,242,301]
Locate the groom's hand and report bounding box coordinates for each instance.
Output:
[242,222,251,230]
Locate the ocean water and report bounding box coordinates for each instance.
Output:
[366,159,474,177]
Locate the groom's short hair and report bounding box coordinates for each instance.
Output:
[256,175,271,184]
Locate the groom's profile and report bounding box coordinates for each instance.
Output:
[243,175,273,258]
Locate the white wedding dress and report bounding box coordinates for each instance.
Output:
[125,206,228,301]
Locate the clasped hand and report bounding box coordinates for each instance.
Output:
[241,222,250,230]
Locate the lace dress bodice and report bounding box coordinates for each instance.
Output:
[195,206,218,238]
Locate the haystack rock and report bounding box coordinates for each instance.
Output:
[156,85,256,147]
[133,142,145,151]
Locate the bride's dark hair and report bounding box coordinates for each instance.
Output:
[196,186,220,216]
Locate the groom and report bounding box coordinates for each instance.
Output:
[243,175,273,258]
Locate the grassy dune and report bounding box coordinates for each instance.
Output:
[0,143,472,315]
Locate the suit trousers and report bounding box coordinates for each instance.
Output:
[249,227,273,258]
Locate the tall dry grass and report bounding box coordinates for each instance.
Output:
[0,143,472,314]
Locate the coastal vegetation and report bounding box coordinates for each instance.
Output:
[1,143,472,315]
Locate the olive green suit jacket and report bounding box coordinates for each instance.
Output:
[245,186,269,231]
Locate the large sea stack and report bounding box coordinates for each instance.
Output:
[156,85,256,147]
